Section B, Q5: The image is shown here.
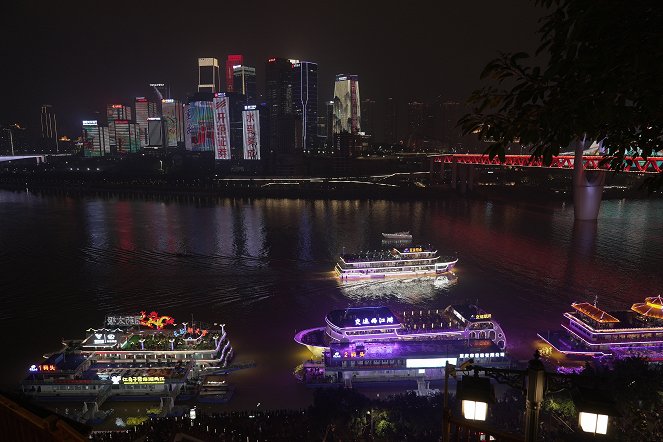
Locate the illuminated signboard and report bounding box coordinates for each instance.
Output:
[212,95,231,160]
[147,117,161,121]
[332,350,366,358]
[30,364,57,372]
[121,376,165,385]
[83,120,97,126]
[111,104,123,109]
[107,315,141,326]
[406,358,457,368]
[150,83,165,87]
[402,247,423,253]
[162,99,174,103]
[471,313,492,320]
[93,332,117,345]
[139,311,175,329]
[242,109,260,160]
[353,316,394,326]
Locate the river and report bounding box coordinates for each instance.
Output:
[1,190,661,417]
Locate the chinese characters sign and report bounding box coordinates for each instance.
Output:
[353,316,394,326]
[242,109,260,160]
[121,376,165,385]
[106,315,141,327]
[213,95,231,160]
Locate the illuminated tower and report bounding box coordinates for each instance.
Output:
[291,60,318,153]
[40,105,58,152]
[332,74,361,135]
[233,65,257,104]
[198,58,220,93]
[226,54,243,92]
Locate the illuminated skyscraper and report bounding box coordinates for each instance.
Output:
[198,58,220,93]
[106,104,132,153]
[82,120,109,157]
[333,74,361,135]
[233,65,257,104]
[185,93,215,151]
[226,55,243,92]
[161,99,185,147]
[265,57,294,155]
[135,97,158,148]
[291,60,318,153]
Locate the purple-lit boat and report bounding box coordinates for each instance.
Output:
[335,246,458,280]
[538,296,663,360]
[294,306,508,386]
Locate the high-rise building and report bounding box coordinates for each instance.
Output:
[360,98,375,137]
[106,104,132,153]
[147,118,165,148]
[233,65,257,104]
[82,120,110,157]
[135,97,158,148]
[325,100,334,149]
[407,101,426,136]
[242,105,261,160]
[384,97,397,144]
[162,99,185,147]
[113,120,140,154]
[40,105,58,152]
[185,93,215,151]
[291,60,318,153]
[332,74,361,135]
[226,55,243,92]
[198,58,220,93]
[265,57,295,155]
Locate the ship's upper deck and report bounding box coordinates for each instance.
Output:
[340,246,438,264]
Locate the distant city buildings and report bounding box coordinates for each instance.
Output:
[134,97,157,148]
[198,58,220,93]
[333,74,361,135]
[82,120,110,157]
[360,98,375,138]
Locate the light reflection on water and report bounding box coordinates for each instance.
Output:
[1,191,662,412]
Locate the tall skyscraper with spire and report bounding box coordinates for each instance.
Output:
[290,60,318,153]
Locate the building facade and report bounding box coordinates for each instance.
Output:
[291,60,318,153]
[162,99,184,147]
[233,65,257,105]
[226,54,243,92]
[333,74,361,135]
[198,58,220,93]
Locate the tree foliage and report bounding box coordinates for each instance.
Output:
[460,0,663,173]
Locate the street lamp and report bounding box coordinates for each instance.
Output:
[458,375,494,421]
[573,387,618,436]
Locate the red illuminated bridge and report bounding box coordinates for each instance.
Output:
[431,154,663,173]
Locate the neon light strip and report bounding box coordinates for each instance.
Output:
[562,324,663,346]
[340,256,440,266]
[565,313,663,333]
[536,334,611,356]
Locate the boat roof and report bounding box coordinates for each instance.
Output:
[327,306,400,328]
[631,296,663,320]
[572,303,620,323]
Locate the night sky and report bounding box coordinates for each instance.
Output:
[5,1,544,136]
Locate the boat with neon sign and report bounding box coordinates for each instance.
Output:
[294,305,508,387]
[538,296,663,360]
[335,245,458,280]
[21,310,234,418]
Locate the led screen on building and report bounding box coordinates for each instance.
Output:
[242,109,260,160]
[186,101,215,151]
[212,95,231,160]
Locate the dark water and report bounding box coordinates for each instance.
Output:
[1,190,662,411]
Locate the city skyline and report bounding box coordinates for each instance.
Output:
[3,1,543,136]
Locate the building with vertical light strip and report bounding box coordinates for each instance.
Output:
[40,105,58,152]
[291,60,318,153]
[242,105,261,160]
[233,65,257,105]
[333,74,361,135]
[135,97,157,148]
[198,58,220,93]
[226,54,243,92]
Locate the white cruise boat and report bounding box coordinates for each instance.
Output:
[335,245,457,280]
[381,231,413,240]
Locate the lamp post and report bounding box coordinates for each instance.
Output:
[442,351,616,441]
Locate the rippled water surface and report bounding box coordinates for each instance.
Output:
[1,190,661,410]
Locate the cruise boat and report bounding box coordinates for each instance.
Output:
[294,305,508,386]
[538,296,663,360]
[21,311,233,419]
[335,245,457,280]
[382,231,413,240]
